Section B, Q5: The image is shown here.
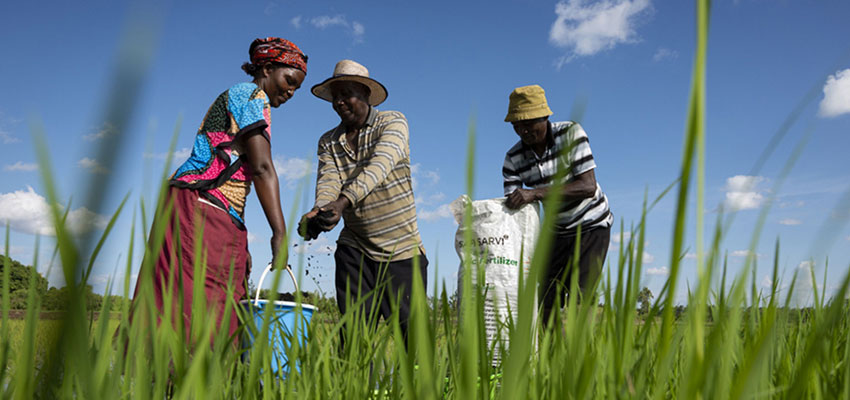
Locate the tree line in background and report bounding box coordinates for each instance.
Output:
[4,254,807,324]
[1,254,129,312]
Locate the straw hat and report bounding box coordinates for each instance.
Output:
[504,85,553,122]
[311,60,388,106]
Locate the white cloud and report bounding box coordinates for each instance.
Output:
[419,204,452,221]
[760,275,773,289]
[642,251,655,264]
[684,252,698,259]
[611,231,631,244]
[0,128,20,144]
[82,124,114,141]
[416,192,446,206]
[818,68,850,118]
[724,175,766,211]
[90,273,111,286]
[78,158,110,174]
[291,15,302,29]
[311,15,347,29]
[550,0,652,66]
[652,47,677,62]
[779,218,802,226]
[792,261,817,307]
[247,232,257,243]
[352,22,365,43]
[3,161,38,172]
[609,232,650,251]
[778,200,805,209]
[293,236,336,255]
[410,163,441,190]
[309,15,365,43]
[273,156,312,184]
[143,147,192,161]
[731,249,760,258]
[0,187,108,236]
[646,266,668,276]
[424,170,440,185]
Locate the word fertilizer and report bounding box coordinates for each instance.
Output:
[451,195,540,363]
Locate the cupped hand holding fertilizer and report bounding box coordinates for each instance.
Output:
[298,197,349,240]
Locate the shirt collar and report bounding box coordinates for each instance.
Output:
[333,106,378,138]
[364,106,378,127]
[520,121,556,157]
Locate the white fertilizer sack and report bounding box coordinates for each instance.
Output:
[450,195,539,362]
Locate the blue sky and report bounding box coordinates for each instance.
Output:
[1,0,849,305]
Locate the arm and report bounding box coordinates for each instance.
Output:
[314,139,343,208]
[243,130,287,267]
[505,169,597,209]
[506,122,598,209]
[502,152,523,196]
[319,113,409,228]
[298,138,343,238]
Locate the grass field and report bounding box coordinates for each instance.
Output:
[4,0,850,398]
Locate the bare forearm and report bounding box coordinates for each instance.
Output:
[253,168,286,236]
[536,178,596,202]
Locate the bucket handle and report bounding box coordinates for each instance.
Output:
[254,263,299,305]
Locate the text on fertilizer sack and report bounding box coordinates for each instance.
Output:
[456,234,510,247]
[469,255,520,266]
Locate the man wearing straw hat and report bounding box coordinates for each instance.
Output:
[298,60,427,346]
[501,85,612,325]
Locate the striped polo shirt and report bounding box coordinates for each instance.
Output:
[314,107,425,262]
[502,121,613,233]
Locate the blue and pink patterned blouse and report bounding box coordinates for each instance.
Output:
[170,82,271,230]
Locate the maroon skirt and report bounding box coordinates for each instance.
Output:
[132,187,250,344]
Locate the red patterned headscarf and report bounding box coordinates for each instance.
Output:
[249,37,308,73]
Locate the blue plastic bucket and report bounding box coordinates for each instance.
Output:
[240,264,317,376]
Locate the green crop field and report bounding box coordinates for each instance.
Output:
[3,1,850,398]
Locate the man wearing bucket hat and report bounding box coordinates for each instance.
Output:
[501,85,612,326]
[298,60,427,346]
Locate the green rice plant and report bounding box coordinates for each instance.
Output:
[4,0,850,398]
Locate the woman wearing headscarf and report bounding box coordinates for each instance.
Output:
[133,37,307,343]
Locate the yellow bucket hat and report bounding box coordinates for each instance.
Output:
[504,85,553,122]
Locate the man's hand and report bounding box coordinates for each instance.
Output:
[505,188,540,209]
[298,208,322,240]
[317,196,350,231]
[270,233,288,270]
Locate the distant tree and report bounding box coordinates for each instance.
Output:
[42,284,104,311]
[1,254,49,309]
[103,294,130,312]
[637,287,654,315]
[674,305,686,320]
[448,290,459,310]
[1,254,131,312]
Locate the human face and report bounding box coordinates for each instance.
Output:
[262,65,306,108]
[511,117,549,147]
[330,81,371,128]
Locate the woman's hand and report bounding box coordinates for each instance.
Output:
[270,233,288,270]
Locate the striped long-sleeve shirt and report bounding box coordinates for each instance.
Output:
[314,107,425,262]
[502,121,613,234]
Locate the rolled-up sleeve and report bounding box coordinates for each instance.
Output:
[315,139,342,208]
[340,113,409,206]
